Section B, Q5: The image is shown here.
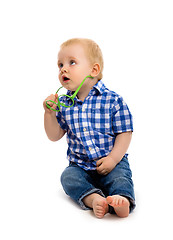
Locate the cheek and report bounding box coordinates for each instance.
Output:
[58,73,63,83]
[71,68,83,78]
[77,65,90,75]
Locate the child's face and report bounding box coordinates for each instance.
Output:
[58,44,93,91]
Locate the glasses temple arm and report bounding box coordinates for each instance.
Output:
[71,75,93,99]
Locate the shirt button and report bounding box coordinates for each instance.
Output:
[89,147,92,151]
[83,128,87,132]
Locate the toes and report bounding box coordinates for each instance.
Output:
[115,197,119,206]
[95,208,105,218]
[97,209,104,215]
[107,196,130,218]
[117,198,123,206]
[97,206,104,211]
[92,198,108,218]
[107,196,119,206]
[107,195,129,208]
[106,196,113,205]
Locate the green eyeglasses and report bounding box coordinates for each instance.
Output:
[46,75,93,112]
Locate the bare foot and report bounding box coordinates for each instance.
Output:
[92,195,109,219]
[106,195,130,218]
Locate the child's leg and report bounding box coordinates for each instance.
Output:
[61,163,106,215]
[98,156,136,217]
[83,193,109,218]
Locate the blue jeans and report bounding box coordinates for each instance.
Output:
[61,156,136,213]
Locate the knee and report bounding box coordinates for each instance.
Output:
[60,166,80,192]
[60,167,72,188]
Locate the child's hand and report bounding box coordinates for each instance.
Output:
[43,93,58,114]
[96,155,117,175]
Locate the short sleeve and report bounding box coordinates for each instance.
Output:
[56,110,68,132]
[112,97,133,134]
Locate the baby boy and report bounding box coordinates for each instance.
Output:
[43,38,135,218]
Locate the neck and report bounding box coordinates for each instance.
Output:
[77,78,98,102]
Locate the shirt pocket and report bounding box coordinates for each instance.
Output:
[87,104,112,134]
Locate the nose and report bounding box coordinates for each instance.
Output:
[61,66,68,74]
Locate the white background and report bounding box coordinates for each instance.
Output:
[0,0,173,239]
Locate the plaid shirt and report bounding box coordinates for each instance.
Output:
[56,80,133,170]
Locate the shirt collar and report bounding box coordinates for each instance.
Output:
[92,80,106,95]
[66,79,106,97]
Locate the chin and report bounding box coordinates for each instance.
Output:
[62,84,75,92]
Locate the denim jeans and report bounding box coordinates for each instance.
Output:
[61,156,136,213]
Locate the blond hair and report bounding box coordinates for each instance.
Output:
[60,38,104,80]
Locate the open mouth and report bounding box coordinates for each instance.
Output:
[62,76,70,82]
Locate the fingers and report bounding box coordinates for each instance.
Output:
[98,169,108,175]
[96,164,108,175]
[96,159,110,175]
[96,159,103,167]
[43,94,58,112]
[96,159,104,174]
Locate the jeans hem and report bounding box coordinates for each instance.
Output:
[78,188,105,210]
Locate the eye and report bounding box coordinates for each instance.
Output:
[58,63,63,68]
[70,60,76,66]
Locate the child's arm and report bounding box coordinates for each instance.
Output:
[96,131,132,175]
[43,94,66,141]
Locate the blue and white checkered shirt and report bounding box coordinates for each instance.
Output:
[56,80,133,171]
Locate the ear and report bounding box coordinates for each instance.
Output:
[91,63,100,77]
